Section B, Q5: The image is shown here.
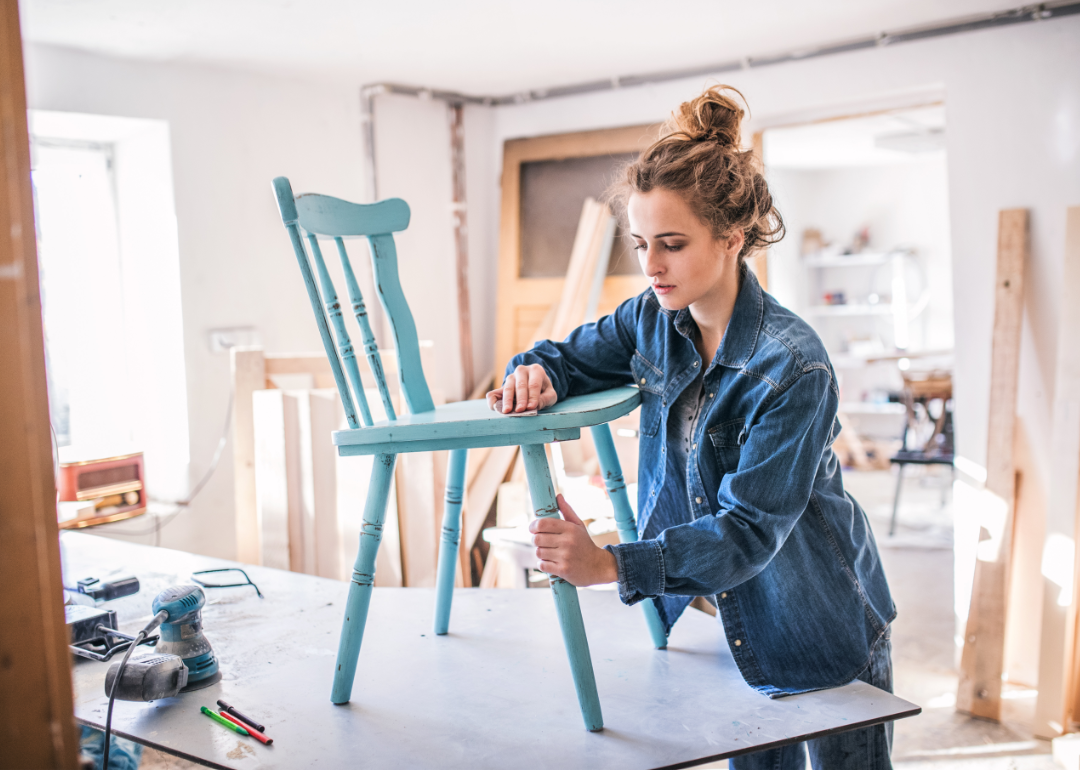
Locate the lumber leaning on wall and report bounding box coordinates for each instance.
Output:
[956,208,1029,720]
[1034,206,1080,736]
[0,0,80,763]
[232,347,267,564]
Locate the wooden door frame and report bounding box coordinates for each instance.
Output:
[0,2,80,766]
[495,123,659,378]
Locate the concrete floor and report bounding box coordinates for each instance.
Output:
[139,466,1062,769]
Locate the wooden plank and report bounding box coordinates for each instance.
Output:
[252,390,294,571]
[550,198,604,340]
[469,371,495,401]
[749,131,769,292]
[464,444,518,550]
[0,0,80,762]
[449,102,474,400]
[282,393,310,573]
[956,208,1029,719]
[1034,206,1080,736]
[232,347,266,563]
[1003,417,1045,689]
[298,391,341,579]
[397,450,438,586]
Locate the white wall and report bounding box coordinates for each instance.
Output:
[371,94,498,400]
[25,44,369,558]
[24,15,1080,573]
[484,16,1080,497]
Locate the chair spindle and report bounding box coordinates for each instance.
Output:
[277,216,360,430]
[306,234,376,427]
[334,237,396,422]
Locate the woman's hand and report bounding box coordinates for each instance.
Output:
[486,364,558,414]
[530,495,618,587]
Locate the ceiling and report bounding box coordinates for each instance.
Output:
[764,106,947,169]
[21,0,1024,95]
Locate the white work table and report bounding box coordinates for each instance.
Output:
[62,532,919,769]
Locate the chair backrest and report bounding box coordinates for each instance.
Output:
[272,176,435,429]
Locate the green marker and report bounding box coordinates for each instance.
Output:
[201,706,250,735]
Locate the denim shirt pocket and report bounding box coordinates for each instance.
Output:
[630,351,664,437]
[708,417,746,476]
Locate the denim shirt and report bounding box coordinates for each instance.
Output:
[509,270,895,698]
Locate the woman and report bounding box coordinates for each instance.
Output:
[488,86,895,770]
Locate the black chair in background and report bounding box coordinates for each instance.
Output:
[889,371,955,536]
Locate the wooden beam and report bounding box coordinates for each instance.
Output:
[749,131,769,292]
[464,444,518,551]
[1034,206,1080,736]
[232,347,266,563]
[0,0,79,763]
[449,102,474,400]
[956,208,1029,720]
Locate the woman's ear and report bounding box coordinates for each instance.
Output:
[723,229,745,260]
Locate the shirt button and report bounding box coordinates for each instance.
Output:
[640,378,646,385]
[734,639,742,647]
[708,393,714,398]
[692,443,697,450]
[693,361,699,368]
[721,592,727,599]
[695,496,702,504]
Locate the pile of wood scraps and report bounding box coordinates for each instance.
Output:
[233,343,469,589]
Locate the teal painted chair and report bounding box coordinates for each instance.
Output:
[271,177,667,731]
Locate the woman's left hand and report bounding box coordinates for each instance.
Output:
[530,494,619,587]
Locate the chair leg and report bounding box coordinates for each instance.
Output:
[331,452,397,705]
[889,463,904,537]
[434,448,468,635]
[521,442,603,732]
[589,424,668,650]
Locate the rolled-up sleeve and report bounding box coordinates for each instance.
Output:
[606,540,665,604]
[609,366,839,602]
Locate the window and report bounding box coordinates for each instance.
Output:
[30,111,189,499]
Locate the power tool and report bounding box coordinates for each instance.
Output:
[99,584,221,770]
[102,585,220,700]
[151,585,221,691]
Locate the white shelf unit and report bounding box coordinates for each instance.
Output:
[803,249,924,363]
[803,252,894,268]
[805,304,893,317]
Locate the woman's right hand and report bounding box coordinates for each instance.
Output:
[486,364,558,414]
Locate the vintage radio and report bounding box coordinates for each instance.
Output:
[57,448,146,529]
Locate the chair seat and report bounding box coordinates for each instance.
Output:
[890,450,954,465]
[333,386,641,456]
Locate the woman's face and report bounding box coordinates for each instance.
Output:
[627,188,741,312]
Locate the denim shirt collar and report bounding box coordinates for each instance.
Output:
[666,267,764,369]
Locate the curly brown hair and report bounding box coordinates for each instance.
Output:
[608,85,785,267]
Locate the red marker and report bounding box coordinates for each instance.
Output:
[219,710,273,745]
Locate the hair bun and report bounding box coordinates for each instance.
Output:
[667,85,747,148]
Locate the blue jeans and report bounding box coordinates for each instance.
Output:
[731,637,894,770]
[79,725,144,770]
